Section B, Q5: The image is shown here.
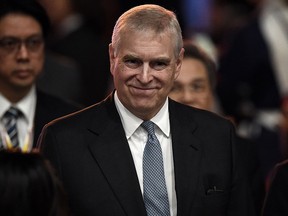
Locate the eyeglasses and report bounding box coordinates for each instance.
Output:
[0,35,44,54]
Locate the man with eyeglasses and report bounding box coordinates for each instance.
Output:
[0,0,79,152]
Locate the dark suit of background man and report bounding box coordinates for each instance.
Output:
[37,0,111,106]
[262,159,288,215]
[38,4,254,216]
[0,0,79,152]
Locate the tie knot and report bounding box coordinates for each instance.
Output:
[141,121,155,135]
[4,107,21,119]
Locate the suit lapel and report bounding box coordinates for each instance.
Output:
[34,91,49,148]
[85,96,203,215]
[86,96,147,216]
[169,100,202,216]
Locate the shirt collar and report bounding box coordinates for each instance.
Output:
[114,91,170,139]
[0,86,36,125]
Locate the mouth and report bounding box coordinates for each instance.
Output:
[130,86,157,96]
[13,69,33,79]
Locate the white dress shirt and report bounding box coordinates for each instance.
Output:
[0,86,36,151]
[114,91,177,216]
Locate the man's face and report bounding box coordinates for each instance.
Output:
[109,30,183,120]
[37,0,67,25]
[0,13,44,94]
[169,58,214,111]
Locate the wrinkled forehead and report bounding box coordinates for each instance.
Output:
[118,28,180,57]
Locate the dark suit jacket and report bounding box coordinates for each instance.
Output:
[47,22,111,106]
[37,51,83,106]
[262,160,288,216]
[33,90,80,148]
[38,93,254,216]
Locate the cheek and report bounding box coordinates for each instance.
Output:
[116,64,138,82]
[32,54,44,73]
[112,66,128,88]
[201,92,210,100]
[165,73,177,89]
[0,57,13,74]
[201,93,213,106]
[111,60,123,77]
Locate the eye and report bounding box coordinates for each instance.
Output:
[0,38,18,50]
[170,83,182,93]
[150,61,168,71]
[124,58,142,69]
[191,83,205,92]
[26,37,43,50]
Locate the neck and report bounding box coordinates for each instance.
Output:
[0,85,31,104]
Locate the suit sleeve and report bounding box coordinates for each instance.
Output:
[37,125,63,179]
[262,162,288,216]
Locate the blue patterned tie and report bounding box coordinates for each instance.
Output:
[3,107,20,149]
[142,121,170,216]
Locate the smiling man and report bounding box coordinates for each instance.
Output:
[0,0,79,152]
[38,4,254,216]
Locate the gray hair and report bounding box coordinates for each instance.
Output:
[111,4,183,58]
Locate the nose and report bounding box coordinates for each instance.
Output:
[137,63,152,84]
[181,89,197,106]
[15,43,29,61]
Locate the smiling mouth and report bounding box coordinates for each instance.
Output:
[131,86,157,95]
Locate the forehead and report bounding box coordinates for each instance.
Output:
[118,30,176,59]
[178,58,208,80]
[0,13,42,37]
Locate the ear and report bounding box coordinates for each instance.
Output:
[174,48,185,80]
[109,43,116,76]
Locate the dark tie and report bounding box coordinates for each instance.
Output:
[142,121,170,216]
[3,107,20,149]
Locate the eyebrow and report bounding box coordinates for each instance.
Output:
[0,33,43,40]
[152,57,171,64]
[122,54,171,62]
[192,78,206,82]
[122,54,139,60]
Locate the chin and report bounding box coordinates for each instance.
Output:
[12,80,34,90]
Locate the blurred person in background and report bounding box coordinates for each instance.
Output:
[37,0,111,106]
[209,0,260,57]
[0,0,79,152]
[262,95,288,215]
[216,0,288,187]
[0,150,69,216]
[169,40,219,113]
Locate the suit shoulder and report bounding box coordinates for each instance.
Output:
[275,160,288,174]
[44,98,108,129]
[169,99,231,126]
[37,90,81,111]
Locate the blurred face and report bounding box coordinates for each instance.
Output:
[0,14,44,97]
[37,0,71,25]
[169,58,214,111]
[109,30,184,120]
